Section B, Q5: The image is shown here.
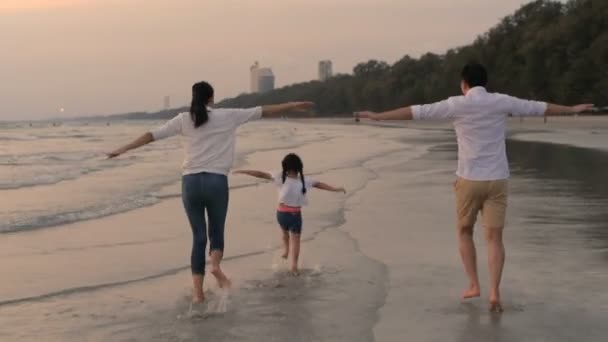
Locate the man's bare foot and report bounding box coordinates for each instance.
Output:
[211,268,232,289]
[461,285,481,300]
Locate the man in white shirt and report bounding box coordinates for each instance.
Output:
[355,62,593,312]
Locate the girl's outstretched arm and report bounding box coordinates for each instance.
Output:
[314,182,346,194]
[233,170,273,180]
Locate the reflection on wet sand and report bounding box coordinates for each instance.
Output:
[508,139,608,252]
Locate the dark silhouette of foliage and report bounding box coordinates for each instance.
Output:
[218,0,607,116]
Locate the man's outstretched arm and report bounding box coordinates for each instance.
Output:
[355,100,454,121]
[545,103,594,116]
[508,96,593,117]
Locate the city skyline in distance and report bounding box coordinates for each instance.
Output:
[0,0,545,120]
[249,61,275,94]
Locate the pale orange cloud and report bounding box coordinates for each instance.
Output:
[0,0,93,12]
[0,0,542,119]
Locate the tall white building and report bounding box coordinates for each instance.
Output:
[257,68,275,93]
[250,61,275,94]
[250,61,260,93]
[318,60,333,81]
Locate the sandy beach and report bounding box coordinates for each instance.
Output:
[1,117,607,341]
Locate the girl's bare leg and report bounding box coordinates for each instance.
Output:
[289,233,301,275]
[281,229,290,259]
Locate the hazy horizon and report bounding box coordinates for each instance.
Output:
[1,0,543,120]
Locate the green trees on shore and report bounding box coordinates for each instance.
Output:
[218,0,607,115]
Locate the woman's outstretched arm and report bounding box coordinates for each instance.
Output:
[108,114,182,158]
[314,182,346,194]
[355,107,413,121]
[233,170,273,180]
[261,102,315,118]
[107,132,154,158]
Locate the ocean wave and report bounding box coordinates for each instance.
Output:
[0,192,161,233]
[0,151,100,166]
[0,247,272,307]
[0,158,132,190]
[0,266,189,307]
[0,181,260,233]
[0,129,96,142]
[36,133,95,140]
[0,134,38,141]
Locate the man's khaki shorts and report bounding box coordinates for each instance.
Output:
[454,177,508,228]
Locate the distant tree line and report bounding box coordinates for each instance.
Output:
[86,107,188,121]
[217,0,607,116]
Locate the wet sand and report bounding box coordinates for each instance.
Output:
[1,118,607,341]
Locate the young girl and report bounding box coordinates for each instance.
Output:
[234,153,345,275]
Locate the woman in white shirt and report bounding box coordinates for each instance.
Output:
[107,81,313,303]
[234,153,345,275]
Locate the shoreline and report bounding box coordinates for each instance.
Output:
[1,119,607,341]
[2,121,424,341]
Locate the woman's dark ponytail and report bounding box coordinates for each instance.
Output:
[190,81,214,128]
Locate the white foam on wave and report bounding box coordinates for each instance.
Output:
[209,289,231,314]
[0,192,160,233]
[0,134,38,141]
[0,156,132,190]
[179,288,232,321]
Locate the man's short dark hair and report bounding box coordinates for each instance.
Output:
[461,62,488,88]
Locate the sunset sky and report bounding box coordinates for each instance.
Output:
[1,0,543,120]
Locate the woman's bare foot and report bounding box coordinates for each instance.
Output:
[461,284,481,300]
[290,265,300,276]
[192,293,205,304]
[211,268,232,289]
[489,292,503,312]
[489,299,503,313]
[281,251,288,259]
[192,274,205,303]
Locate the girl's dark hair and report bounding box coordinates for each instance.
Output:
[190,81,214,128]
[281,153,306,194]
